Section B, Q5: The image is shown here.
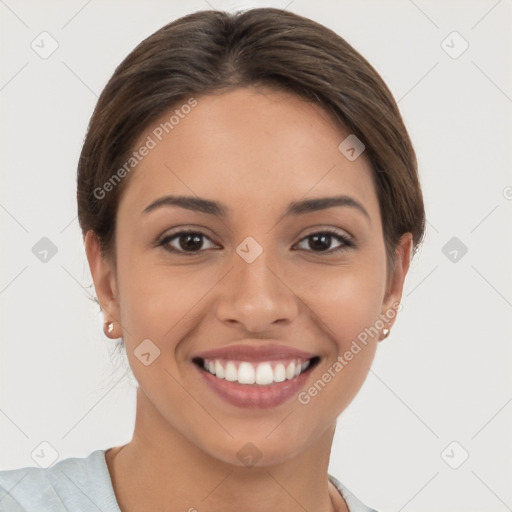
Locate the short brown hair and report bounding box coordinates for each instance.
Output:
[77,7,425,272]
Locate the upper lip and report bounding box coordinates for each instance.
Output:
[193,342,317,363]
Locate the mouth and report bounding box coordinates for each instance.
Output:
[192,356,320,385]
[191,351,321,409]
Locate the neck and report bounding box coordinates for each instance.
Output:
[106,387,347,512]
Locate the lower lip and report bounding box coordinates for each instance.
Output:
[194,363,314,409]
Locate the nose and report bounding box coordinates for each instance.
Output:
[214,244,299,333]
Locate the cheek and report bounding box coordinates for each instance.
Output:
[289,261,385,416]
[115,252,222,350]
[301,262,386,346]
[288,274,383,436]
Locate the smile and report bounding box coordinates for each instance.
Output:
[195,357,319,386]
[191,343,321,408]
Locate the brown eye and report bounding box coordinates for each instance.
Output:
[295,230,354,253]
[159,231,218,254]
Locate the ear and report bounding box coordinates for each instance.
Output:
[84,230,121,338]
[379,232,413,337]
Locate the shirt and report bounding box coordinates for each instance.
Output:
[0,449,379,511]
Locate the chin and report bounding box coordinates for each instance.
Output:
[197,428,315,469]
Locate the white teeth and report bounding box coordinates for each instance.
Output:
[202,358,313,385]
[255,362,274,385]
[215,360,225,379]
[238,362,256,384]
[273,363,286,383]
[225,362,238,382]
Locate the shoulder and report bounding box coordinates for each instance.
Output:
[329,474,382,512]
[0,449,120,512]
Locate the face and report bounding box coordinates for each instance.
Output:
[87,86,411,467]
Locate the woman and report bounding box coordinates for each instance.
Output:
[0,7,424,512]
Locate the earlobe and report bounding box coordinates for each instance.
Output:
[84,231,121,335]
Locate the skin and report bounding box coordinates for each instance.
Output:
[86,86,412,512]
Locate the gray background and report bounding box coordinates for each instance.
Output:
[1,1,511,510]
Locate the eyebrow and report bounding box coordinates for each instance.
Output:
[142,194,370,222]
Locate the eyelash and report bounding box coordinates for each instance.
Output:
[157,228,355,256]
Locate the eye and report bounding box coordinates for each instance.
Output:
[158,230,218,254]
[157,228,355,255]
[294,229,354,254]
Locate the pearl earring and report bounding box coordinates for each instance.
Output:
[104,321,114,335]
[382,328,390,339]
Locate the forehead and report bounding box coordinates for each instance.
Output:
[119,87,378,220]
